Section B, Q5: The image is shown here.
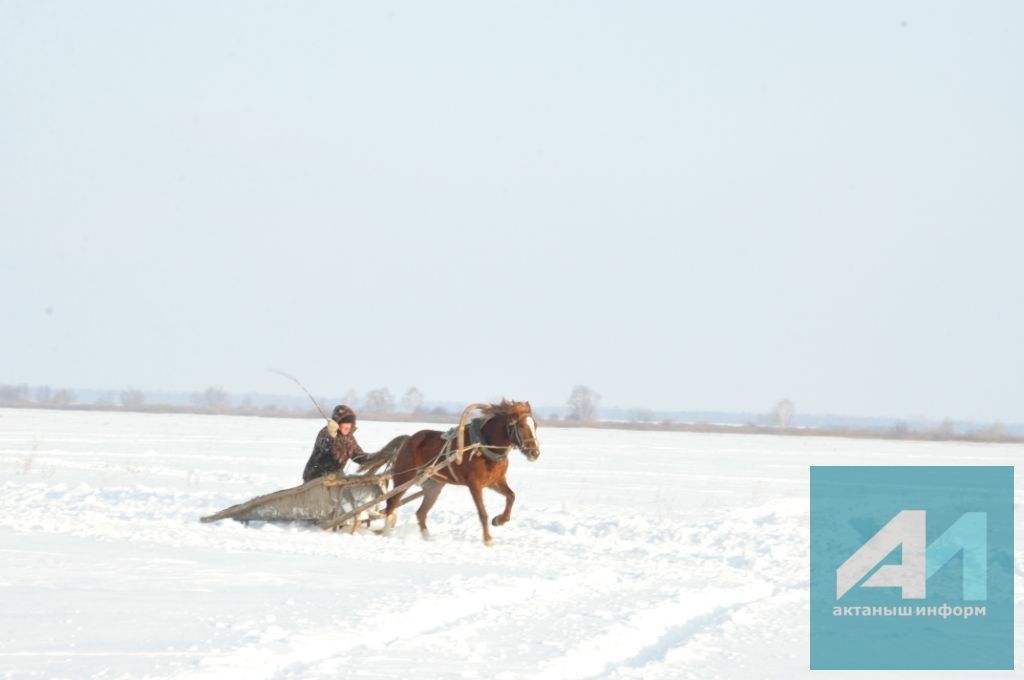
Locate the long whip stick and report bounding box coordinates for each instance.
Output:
[267,368,331,424]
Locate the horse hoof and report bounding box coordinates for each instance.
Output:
[490,516,501,527]
[484,536,494,547]
[420,529,431,541]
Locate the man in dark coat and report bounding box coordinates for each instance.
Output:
[302,404,368,482]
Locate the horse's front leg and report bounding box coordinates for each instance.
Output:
[488,477,516,527]
[468,482,493,546]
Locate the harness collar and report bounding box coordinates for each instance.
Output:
[468,417,509,462]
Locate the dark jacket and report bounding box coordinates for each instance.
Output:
[302,423,366,482]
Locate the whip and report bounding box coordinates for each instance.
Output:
[267,368,331,424]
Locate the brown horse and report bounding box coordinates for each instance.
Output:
[365,400,540,545]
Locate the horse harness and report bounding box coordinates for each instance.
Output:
[439,417,509,465]
[431,414,536,483]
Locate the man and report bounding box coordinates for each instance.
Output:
[302,404,368,482]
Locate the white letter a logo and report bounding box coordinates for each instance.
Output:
[836,510,926,599]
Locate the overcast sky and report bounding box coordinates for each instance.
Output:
[1,2,1021,422]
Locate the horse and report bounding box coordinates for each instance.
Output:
[360,400,540,545]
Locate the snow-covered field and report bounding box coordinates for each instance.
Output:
[0,408,1020,679]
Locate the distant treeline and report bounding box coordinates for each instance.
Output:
[0,382,1020,444]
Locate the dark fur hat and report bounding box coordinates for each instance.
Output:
[331,404,356,425]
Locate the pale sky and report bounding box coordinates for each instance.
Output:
[1,2,1021,422]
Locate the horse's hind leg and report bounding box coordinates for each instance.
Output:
[416,479,444,539]
[383,474,409,533]
[488,477,516,527]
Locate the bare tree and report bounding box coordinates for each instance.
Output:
[978,421,1007,441]
[363,388,394,415]
[567,385,601,421]
[342,388,360,409]
[0,384,29,402]
[402,387,424,414]
[34,385,52,403]
[120,387,146,408]
[768,399,795,428]
[194,386,230,411]
[51,389,75,405]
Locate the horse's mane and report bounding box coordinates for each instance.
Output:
[480,399,532,419]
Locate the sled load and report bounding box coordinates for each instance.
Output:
[199,471,392,532]
[200,435,408,533]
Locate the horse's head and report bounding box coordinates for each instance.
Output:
[487,400,540,461]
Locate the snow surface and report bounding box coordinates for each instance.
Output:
[0,408,1020,679]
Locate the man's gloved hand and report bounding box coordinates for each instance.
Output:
[327,420,339,438]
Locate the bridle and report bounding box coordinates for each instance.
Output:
[507,414,539,453]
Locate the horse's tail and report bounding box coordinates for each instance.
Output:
[358,434,409,476]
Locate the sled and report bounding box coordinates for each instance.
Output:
[199,472,396,532]
[200,434,413,533]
